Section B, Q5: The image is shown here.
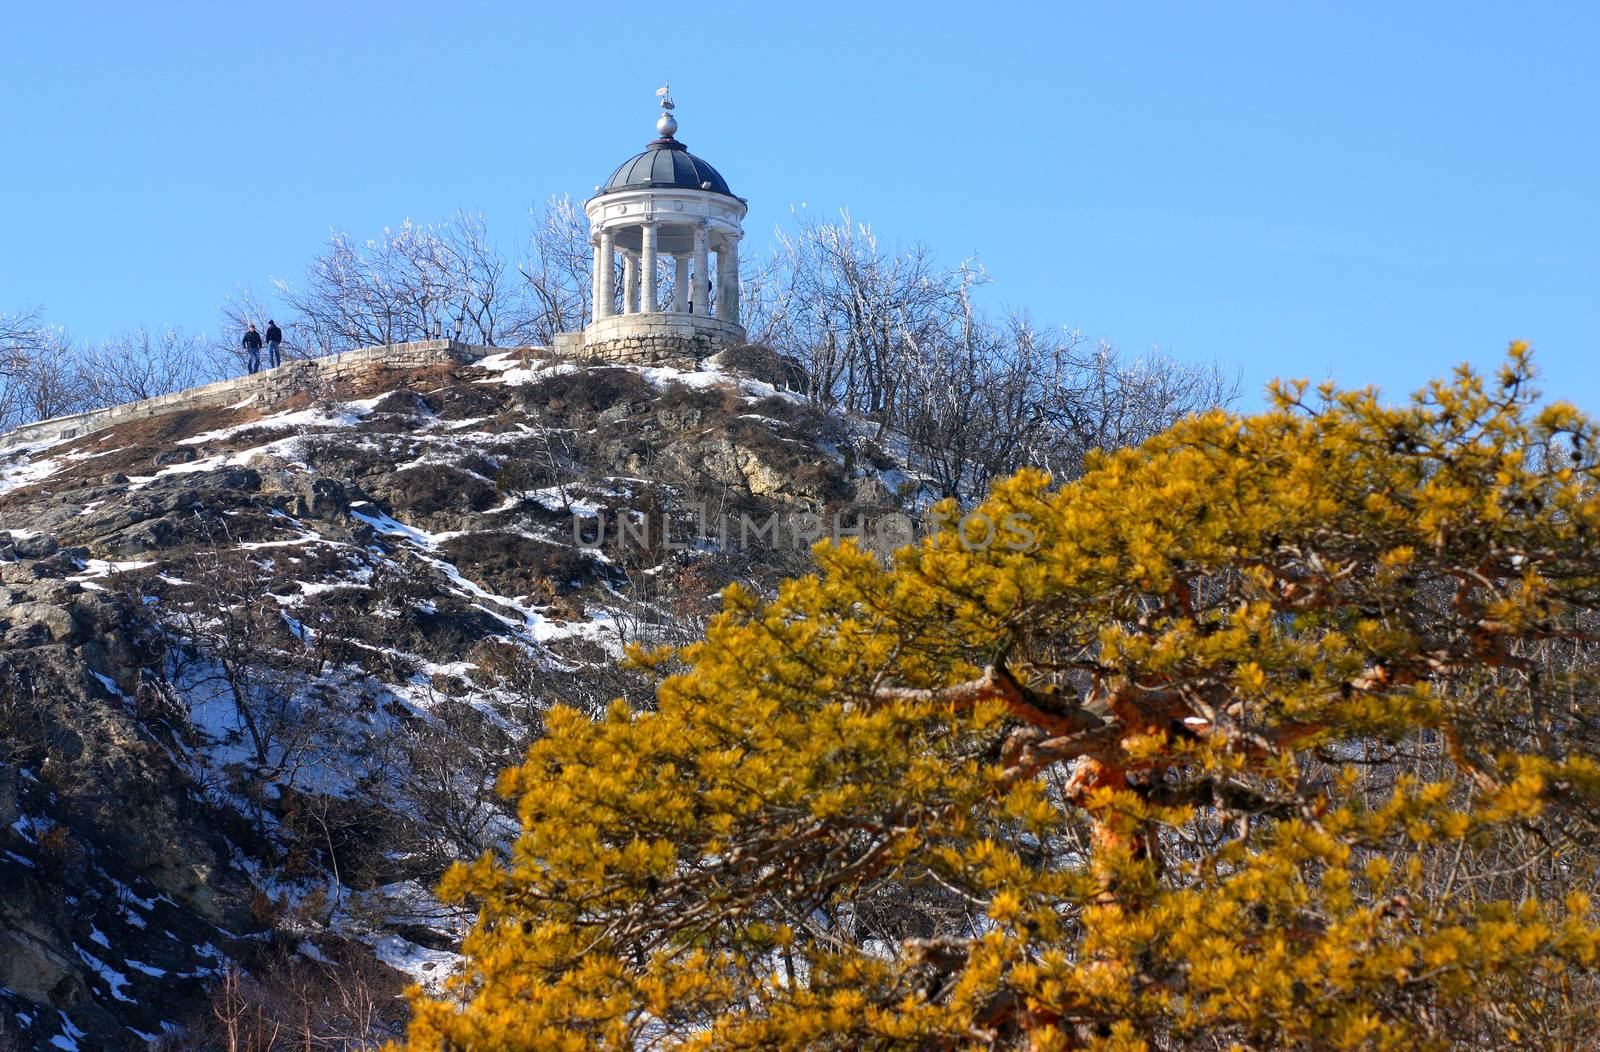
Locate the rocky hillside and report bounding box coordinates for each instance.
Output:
[0,346,913,1050]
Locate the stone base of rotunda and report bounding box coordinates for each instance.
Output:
[557,313,746,368]
[583,332,724,366]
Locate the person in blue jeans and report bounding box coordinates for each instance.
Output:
[264,320,283,369]
[242,324,263,374]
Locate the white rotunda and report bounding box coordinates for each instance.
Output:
[556,91,748,364]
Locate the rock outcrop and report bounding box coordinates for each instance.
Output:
[0,347,914,1050]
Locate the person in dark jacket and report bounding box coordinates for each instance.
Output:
[264,320,283,369]
[242,324,263,374]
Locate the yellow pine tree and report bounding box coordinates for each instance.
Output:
[397,347,1600,1050]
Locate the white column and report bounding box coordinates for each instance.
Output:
[672,254,690,312]
[692,225,710,316]
[593,228,615,320]
[640,222,658,313]
[714,238,731,320]
[622,252,639,315]
[724,236,741,326]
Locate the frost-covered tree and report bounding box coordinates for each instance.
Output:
[516,194,595,347]
[0,307,42,375]
[276,212,518,354]
[214,285,292,365]
[751,212,953,429]
[400,348,1600,1050]
[746,215,1237,501]
[0,323,88,427]
[79,326,221,405]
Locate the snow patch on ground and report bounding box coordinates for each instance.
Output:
[75,946,135,1003]
[373,934,460,992]
[348,503,620,648]
[70,559,155,583]
[50,1011,88,1051]
[123,957,166,978]
[470,353,784,398]
[126,428,317,487]
[177,403,378,447]
[0,442,68,495]
[472,351,572,387]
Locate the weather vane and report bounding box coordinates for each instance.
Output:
[655,83,675,111]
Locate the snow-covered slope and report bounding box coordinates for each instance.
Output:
[0,348,914,1050]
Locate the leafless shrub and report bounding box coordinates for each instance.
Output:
[162,543,336,789]
[187,941,406,1052]
[389,694,519,870]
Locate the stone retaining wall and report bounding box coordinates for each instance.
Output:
[0,340,496,452]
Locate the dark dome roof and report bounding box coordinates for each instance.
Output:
[599,138,734,198]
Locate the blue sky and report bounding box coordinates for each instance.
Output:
[4,1,1596,410]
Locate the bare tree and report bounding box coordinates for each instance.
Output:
[901,313,1242,500]
[163,542,336,789]
[3,327,89,426]
[446,210,518,346]
[897,270,1015,500]
[390,693,521,870]
[756,211,958,432]
[744,211,1241,502]
[0,308,49,428]
[78,326,222,405]
[1023,334,1241,480]
[516,194,594,346]
[275,212,520,355]
[1,319,248,428]
[215,287,296,366]
[0,307,42,378]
